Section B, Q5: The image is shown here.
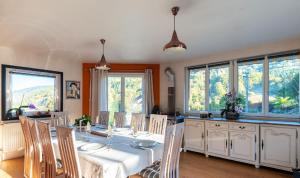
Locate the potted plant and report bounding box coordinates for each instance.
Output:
[221,91,243,120]
[74,115,92,131]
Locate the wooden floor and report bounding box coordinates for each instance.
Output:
[0,152,292,178]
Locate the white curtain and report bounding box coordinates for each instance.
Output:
[90,69,108,122]
[144,69,154,116]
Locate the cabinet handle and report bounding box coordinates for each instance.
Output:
[261,139,264,150]
[201,132,204,139]
[230,140,232,149]
[225,139,228,149]
[239,126,245,129]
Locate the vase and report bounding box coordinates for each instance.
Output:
[225,112,239,120]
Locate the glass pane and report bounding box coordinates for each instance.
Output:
[11,73,55,112]
[188,69,206,111]
[269,56,300,114]
[209,66,229,112]
[107,76,122,121]
[238,61,263,113]
[125,77,143,115]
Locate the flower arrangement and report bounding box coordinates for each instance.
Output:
[74,115,92,126]
[221,91,243,119]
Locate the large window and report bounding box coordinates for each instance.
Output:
[238,59,264,113]
[2,65,63,120]
[209,65,229,112]
[186,51,300,117]
[107,73,144,121]
[186,63,231,113]
[188,68,206,111]
[268,55,300,115]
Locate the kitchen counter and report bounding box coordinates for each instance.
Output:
[185,116,300,126]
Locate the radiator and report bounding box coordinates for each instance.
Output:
[0,123,25,161]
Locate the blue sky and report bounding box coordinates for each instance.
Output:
[12,73,55,91]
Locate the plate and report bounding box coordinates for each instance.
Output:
[79,143,105,151]
[133,140,157,148]
[113,128,129,132]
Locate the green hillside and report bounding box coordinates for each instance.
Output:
[12,85,55,111]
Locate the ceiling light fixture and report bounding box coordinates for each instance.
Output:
[163,6,187,52]
[95,39,110,70]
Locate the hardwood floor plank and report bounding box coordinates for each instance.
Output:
[0,152,292,178]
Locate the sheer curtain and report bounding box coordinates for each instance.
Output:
[90,69,108,123]
[144,69,154,116]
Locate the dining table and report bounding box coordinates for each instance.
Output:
[52,127,164,178]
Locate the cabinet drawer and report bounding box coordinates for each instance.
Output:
[185,119,204,127]
[229,123,256,132]
[207,121,228,130]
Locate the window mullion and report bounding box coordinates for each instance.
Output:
[233,60,238,92]
[205,65,209,111]
[263,56,269,115]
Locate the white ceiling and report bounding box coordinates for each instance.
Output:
[0,0,300,63]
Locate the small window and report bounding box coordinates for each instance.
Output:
[2,65,63,120]
[208,64,230,112]
[268,55,300,115]
[187,68,206,112]
[238,60,264,113]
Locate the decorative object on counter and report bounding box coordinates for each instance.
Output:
[5,94,37,119]
[221,91,243,120]
[74,115,92,131]
[66,80,80,99]
[199,111,213,118]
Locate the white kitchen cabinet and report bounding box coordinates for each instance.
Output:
[207,129,229,156]
[229,131,256,161]
[184,119,205,153]
[260,125,297,170]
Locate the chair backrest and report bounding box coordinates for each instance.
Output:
[50,111,69,128]
[114,112,126,128]
[56,126,81,178]
[19,116,33,178]
[149,114,168,135]
[28,119,42,178]
[130,113,145,131]
[98,111,109,127]
[37,121,58,178]
[160,123,184,178]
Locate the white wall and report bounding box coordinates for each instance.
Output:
[160,38,300,114]
[0,47,82,122]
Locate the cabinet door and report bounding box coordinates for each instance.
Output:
[207,130,228,156]
[261,126,297,168]
[230,131,256,161]
[185,123,205,151]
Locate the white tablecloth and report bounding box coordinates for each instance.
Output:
[52,128,164,178]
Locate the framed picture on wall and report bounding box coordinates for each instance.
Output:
[66,80,80,99]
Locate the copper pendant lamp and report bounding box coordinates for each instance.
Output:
[163,6,187,51]
[95,39,110,70]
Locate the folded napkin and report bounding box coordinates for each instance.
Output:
[90,131,108,137]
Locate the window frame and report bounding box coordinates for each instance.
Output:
[107,72,145,114]
[1,64,63,121]
[185,51,300,119]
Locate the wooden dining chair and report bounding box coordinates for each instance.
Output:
[114,112,126,128]
[37,121,64,178]
[56,126,82,178]
[148,114,168,135]
[50,111,69,128]
[19,116,33,178]
[137,123,184,178]
[28,119,43,178]
[98,111,110,127]
[130,113,146,131]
